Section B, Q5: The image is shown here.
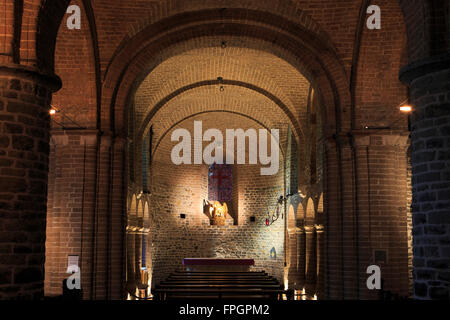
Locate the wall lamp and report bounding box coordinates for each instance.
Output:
[363,99,414,130]
[49,104,87,130]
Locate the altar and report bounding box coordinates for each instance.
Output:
[183,258,255,272]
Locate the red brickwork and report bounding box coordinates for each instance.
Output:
[1,0,447,301]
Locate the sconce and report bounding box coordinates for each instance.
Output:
[49,104,86,130]
[266,193,296,226]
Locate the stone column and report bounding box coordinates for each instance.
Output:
[126,230,136,299]
[296,227,306,290]
[135,232,143,287]
[304,225,316,295]
[0,65,60,299]
[109,137,127,300]
[352,132,410,299]
[44,130,99,299]
[287,228,298,289]
[400,54,450,300]
[315,225,325,299]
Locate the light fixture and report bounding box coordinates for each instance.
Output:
[49,104,87,130]
[363,99,413,130]
[217,77,224,92]
[399,105,413,113]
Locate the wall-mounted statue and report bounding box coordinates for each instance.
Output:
[204,200,228,226]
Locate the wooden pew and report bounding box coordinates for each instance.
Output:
[154,270,293,300]
[153,288,287,300]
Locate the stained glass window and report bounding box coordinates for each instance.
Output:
[208,163,232,203]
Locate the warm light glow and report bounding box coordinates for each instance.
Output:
[313,294,318,300]
[49,109,57,115]
[400,105,412,113]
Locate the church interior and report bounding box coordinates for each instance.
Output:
[0,0,449,301]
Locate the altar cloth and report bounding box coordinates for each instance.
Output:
[183,258,255,266]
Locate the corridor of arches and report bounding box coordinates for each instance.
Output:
[0,0,448,300]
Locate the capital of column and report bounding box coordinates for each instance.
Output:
[126,225,149,234]
[400,53,450,85]
[0,63,61,92]
[350,131,410,148]
[315,225,324,233]
[50,129,100,146]
[322,134,351,149]
[98,132,128,149]
[304,225,315,234]
[295,226,305,234]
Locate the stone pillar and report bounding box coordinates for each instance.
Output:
[135,232,143,287]
[304,225,317,294]
[352,132,410,299]
[316,225,325,298]
[0,65,60,299]
[109,137,127,300]
[323,137,346,299]
[126,230,136,299]
[89,135,126,300]
[296,227,306,290]
[287,228,298,289]
[45,130,99,299]
[400,54,450,300]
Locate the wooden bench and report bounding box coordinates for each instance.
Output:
[154,270,293,300]
[153,288,287,300]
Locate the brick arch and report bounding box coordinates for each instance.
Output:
[143,85,295,156]
[133,44,310,132]
[0,0,44,65]
[143,201,150,222]
[305,197,315,225]
[151,110,287,163]
[102,9,350,138]
[51,0,98,129]
[317,193,324,214]
[36,0,71,73]
[297,203,305,226]
[137,199,144,218]
[137,80,304,142]
[120,0,332,48]
[288,205,296,229]
[129,194,137,216]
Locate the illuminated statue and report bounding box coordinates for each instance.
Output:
[204,200,228,226]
